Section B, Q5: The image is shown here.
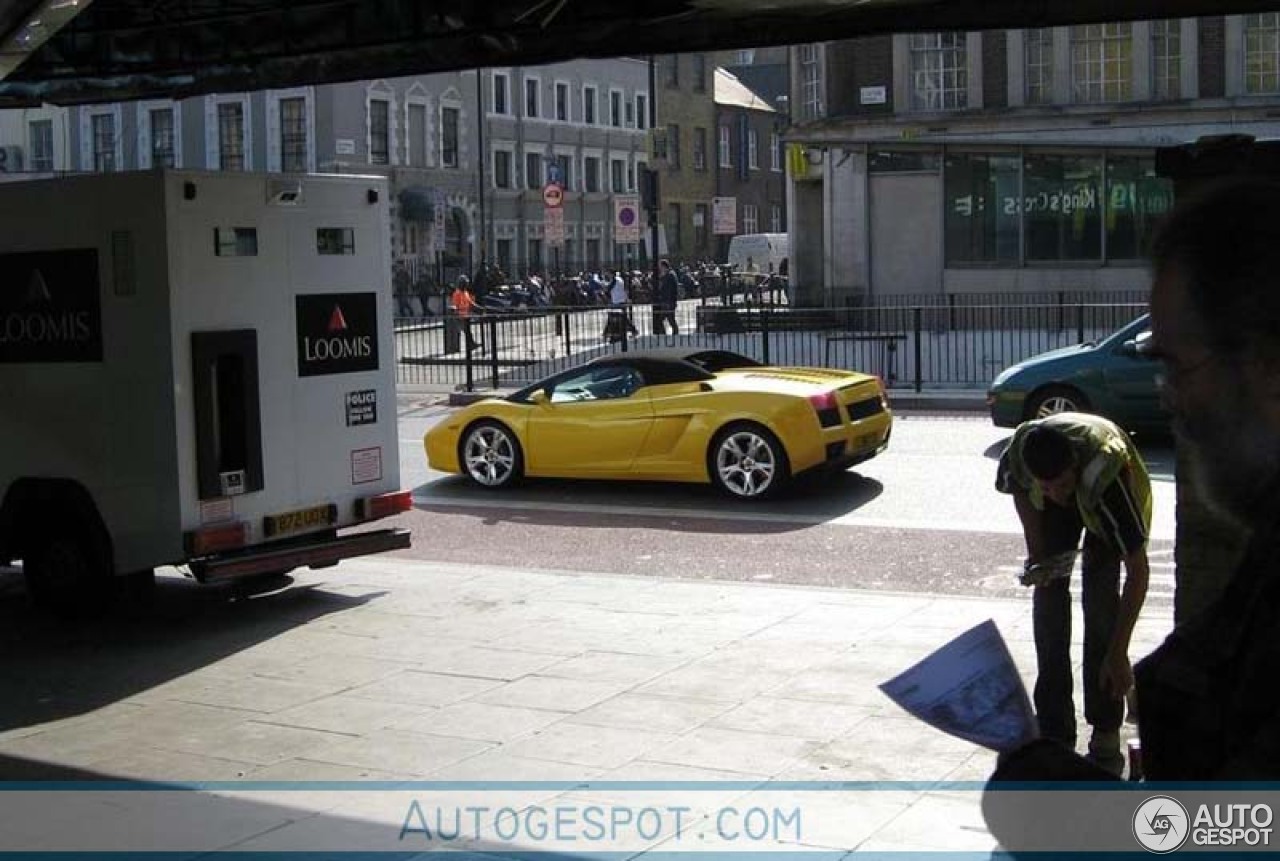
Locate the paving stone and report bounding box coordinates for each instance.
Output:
[707,698,875,742]
[82,747,256,782]
[256,695,424,736]
[471,676,629,713]
[157,720,353,767]
[501,721,679,770]
[570,693,733,735]
[170,675,342,714]
[419,647,568,681]
[349,670,503,708]
[537,651,688,685]
[646,727,818,776]
[391,702,565,743]
[308,730,493,777]
[253,654,415,689]
[632,660,794,702]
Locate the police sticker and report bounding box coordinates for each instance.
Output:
[346,388,377,426]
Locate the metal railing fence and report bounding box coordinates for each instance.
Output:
[395,298,1148,393]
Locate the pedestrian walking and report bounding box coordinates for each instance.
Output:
[450,275,481,351]
[653,259,680,335]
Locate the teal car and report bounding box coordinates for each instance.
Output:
[987,314,1166,435]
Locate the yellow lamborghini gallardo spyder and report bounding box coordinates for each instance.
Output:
[425,348,892,500]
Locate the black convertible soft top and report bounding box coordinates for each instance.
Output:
[587,349,763,385]
[509,348,763,401]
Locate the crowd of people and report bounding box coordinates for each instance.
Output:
[391,258,787,319]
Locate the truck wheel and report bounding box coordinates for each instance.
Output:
[24,532,111,617]
[119,568,157,603]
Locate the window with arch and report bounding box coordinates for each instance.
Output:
[441,104,460,167]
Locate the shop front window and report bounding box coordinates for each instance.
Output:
[1023,154,1103,261]
[1106,155,1173,260]
[944,152,1020,263]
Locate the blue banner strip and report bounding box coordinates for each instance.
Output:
[1,779,1280,792]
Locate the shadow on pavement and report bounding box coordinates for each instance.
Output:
[0,755,602,858]
[412,470,885,535]
[0,569,384,737]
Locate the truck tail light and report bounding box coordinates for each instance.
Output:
[186,522,248,556]
[356,490,413,521]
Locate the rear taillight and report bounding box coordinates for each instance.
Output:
[356,489,413,521]
[809,392,842,428]
[185,522,248,556]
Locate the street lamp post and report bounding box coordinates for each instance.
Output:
[648,55,660,282]
[476,69,488,275]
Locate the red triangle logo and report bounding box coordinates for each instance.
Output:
[327,306,348,332]
[25,269,52,305]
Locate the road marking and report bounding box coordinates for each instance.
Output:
[411,493,1036,535]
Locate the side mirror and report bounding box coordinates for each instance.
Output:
[529,389,550,406]
[1120,330,1154,359]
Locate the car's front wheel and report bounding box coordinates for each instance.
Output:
[708,422,789,500]
[1027,385,1091,421]
[460,420,524,489]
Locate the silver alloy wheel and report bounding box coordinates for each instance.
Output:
[1034,394,1080,417]
[715,429,778,498]
[463,424,517,487]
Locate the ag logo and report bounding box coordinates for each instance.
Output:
[1134,796,1189,853]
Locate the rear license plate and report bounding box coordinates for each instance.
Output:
[264,503,337,538]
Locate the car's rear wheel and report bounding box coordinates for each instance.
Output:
[460,420,524,489]
[1027,385,1092,420]
[708,422,789,500]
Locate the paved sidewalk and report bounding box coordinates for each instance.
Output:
[0,557,1174,855]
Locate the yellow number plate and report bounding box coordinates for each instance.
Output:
[264,503,336,538]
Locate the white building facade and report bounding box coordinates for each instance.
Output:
[0,58,652,283]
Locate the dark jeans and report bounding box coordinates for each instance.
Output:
[1031,499,1123,748]
[652,308,678,335]
[462,318,481,350]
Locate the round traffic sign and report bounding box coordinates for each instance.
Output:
[542,182,564,208]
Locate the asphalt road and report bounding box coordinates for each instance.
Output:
[391,396,1178,606]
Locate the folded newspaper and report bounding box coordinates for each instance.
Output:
[879,619,1038,752]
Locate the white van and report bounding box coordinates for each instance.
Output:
[726,233,788,275]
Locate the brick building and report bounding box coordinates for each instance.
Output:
[653,53,717,264]
[713,69,788,263]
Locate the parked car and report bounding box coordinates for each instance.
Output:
[986,314,1165,434]
[425,348,892,500]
